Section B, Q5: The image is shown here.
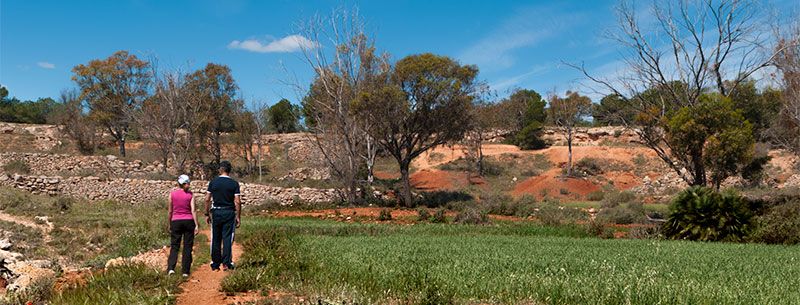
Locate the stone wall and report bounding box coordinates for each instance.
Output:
[0,174,339,205]
[0,152,164,177]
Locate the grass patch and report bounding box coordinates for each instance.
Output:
[0,220,48,259]
[52,263,183,305]
[0,187,171,266]
[231,216,800,304]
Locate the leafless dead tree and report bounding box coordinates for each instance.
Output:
[293,8,389,203]
[571,0,786,185]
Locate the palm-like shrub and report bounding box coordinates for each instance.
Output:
[663,186,755,242]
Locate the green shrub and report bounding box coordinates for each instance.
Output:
[514,121,547,150]
[2,159,31,174]
[378,209,393,221]
[601,191,636,208]
[52,196,74,212]
[586,191,605,201]
[597,204,646,225]
[454,208,490,225]
[417,208,431,222]
[749,200,800,245]
[663,186,757,242]
[536,204,586,226]
[573,157,603,177]
[585,219,615,239]
[430,208,447,223]
[628,226,663,239]
[419,191,473,208]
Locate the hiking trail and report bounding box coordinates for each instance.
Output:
[176,229,251,305]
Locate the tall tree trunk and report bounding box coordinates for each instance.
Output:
[690,149,706,186]
[119,138,126,157]
[566,129,573,177]
[399,162,413,207]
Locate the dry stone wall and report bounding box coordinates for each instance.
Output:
[0,152,164,177]
[0,174,339,205]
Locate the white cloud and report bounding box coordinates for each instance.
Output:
[36,62,55,69]
[228,35,317,53]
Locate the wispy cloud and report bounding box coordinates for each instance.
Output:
[36,62,55,69]
[228,35,317,53]
[458,5,579,71]
[490,65,550,92]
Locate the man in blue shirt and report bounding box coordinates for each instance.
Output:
[204,160,241,271]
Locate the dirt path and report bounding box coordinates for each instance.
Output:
[176,230,249,305]
[0,210,53,243]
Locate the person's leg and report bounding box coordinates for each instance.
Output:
[181,221,195,275]
[167,220,181,273]
[210,211,223,270]
[219,210,235,269]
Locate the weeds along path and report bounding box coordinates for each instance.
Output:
[176,230,245,305]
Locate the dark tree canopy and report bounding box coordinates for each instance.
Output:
[0,86,57,124]
[593,93,636,126]
[268,99,301,133]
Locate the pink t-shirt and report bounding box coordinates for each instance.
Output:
[170,189,194,221]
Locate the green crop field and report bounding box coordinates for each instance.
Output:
[226,217,800,305]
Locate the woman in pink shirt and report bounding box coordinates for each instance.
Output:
[167,174,199,276]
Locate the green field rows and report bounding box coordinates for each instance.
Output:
[229,217,800,304]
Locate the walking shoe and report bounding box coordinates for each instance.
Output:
[182,273,189,278]
[168,270,175,275]
[222,264,235,271]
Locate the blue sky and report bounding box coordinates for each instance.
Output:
[1,0,797,105]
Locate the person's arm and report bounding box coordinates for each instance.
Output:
[167,192,173,233]
[234,183,242,228]
[234,195,241,228]
[204,192,212,224]
[191,196,199,235]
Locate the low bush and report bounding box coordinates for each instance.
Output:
[663,186,757,242]
[535,203,587,226]
[601,190,637,208]
[573,157,603,177]
[585,219,615,239]
[417,208,431,222]
[586,191,605,201]
[419,191,473,208]
[378,209,393,221]
[749,200,800,245]
[454,208,490,225]
[430,208,447,223]
[627,225,663,239]
[2,159,30,174]
[52,196,74,212]
[597,203,646,225]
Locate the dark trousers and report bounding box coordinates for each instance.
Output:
[210,209,236,269]
[167,219,195,274]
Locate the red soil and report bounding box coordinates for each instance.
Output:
[512,170,602,200]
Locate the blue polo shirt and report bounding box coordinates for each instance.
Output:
[207,175,240,209]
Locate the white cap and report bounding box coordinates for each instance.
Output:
[177,174,191,185]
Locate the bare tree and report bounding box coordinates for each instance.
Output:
[295,8,389,203]
[771,20,800,154]
[572,0,785,186]
[131,70,183,172]
[53,90,99,155]
[251,99,270,182]
[549,91,593,177]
